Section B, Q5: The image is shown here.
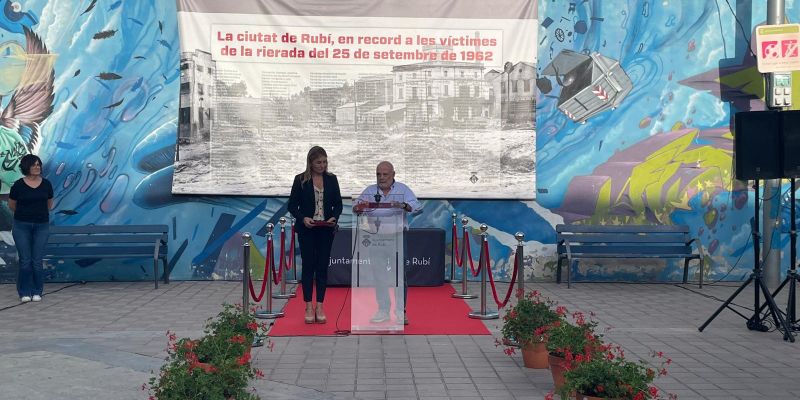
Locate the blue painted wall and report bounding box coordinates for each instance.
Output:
[0,1,797,286]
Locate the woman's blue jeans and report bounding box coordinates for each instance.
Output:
[12,221,49,297]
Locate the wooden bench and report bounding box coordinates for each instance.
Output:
[556,224,704,288]
[44,225,169,289]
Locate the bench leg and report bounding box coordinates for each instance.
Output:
[163,258,170,284]
[683,258,690,284]
[568,259,577,289]
[699,259,704,289]
[153,258,159,289]
[556,256,563,284]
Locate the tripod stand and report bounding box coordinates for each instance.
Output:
[699,179,795,342]
[754,178,800,332]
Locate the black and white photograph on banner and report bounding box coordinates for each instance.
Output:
[173,1,537,199]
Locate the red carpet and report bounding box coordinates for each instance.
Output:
[268,284,491,336]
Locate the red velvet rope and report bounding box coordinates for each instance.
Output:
[269,238,282,284]
[279,230,289,271]
[248,238,272,302]
[465,234,481,277]
[286,225,295,270]
[485,240,519,309]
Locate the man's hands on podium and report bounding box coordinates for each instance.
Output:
[353,201,408,214]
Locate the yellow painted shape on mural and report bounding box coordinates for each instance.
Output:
[623,128,734,215]
[593,177,613,218]
[670,191,692,210]
[629,130,697,210]
[247,237,267,280]
[793,71,800,111]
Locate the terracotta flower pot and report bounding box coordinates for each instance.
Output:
[548,353,568,390]
[520,341,549,369]
[576,394,613,400]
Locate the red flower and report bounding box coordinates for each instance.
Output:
[229,335,246,344]
[633,392,645,400]
[247,322,258,331]
[596,384,604,393]
[236,352,252,366]
[649,386,659,397]
[255,368,265,378]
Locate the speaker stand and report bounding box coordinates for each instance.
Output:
[755,178,800,332]
[699,179,795,342]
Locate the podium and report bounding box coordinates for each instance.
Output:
[350,195,406,333]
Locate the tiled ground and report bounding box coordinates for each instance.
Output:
[1,280,799,399]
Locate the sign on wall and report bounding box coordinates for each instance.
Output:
[174,0,537,199]
[755,24,800,73]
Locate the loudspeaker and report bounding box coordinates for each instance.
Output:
[734,111,782,180]
[781,111,800,178]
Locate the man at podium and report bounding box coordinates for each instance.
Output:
[354,161,421,325]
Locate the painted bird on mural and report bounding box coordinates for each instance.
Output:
[0,26,55,193]
[0,0,38,34]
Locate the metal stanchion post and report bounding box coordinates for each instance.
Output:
[255,223,284,319]
[242,233,251,311]
[274,218,295,299]
[469,224,499,319]
[285,217,300,284]
[445,213,457,283]
[515,232,525,296]
[241,232,264,347]
[453,218,477,299]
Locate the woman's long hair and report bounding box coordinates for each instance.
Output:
[301,146,329,184]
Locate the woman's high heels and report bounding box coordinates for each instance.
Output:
[304,305,315,324]
[315,306,327,324]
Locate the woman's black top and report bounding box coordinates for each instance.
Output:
[9,178,53,223]
[287,172,343,233]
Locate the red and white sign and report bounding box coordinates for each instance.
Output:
[755,24,800,73]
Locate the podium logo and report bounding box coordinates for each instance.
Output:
[361,235,371,248]
[406,257,432,266]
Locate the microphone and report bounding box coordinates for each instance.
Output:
[374,191,382,203]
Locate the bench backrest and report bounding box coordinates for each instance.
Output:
[45,225,168,258]
[556,224,695,257]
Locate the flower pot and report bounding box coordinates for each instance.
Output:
[548,354,568,390]
[576,394,615,400]
[520,341,548,369]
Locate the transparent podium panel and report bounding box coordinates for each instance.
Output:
[350,194,405,333]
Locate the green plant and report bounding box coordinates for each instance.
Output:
[551,346,672,400]
[146,304,270,400]
[500,290,560,347]
[545,311,602,358]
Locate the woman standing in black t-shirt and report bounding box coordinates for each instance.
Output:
[9,154,54,303]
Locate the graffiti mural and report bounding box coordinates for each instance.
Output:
[3,0,798,286]
[537,0,800,282]
[0,1,553,286]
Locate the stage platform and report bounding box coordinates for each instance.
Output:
[1,281,799,399]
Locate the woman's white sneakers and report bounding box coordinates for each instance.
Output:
[32,295,42,302]
[19,295,41,303]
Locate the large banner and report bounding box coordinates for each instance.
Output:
[174,1,537,198]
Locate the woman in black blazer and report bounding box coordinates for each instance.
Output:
[287,146,343,324]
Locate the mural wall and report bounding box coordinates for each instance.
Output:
[537,0,800,282]
[0,0,798,286]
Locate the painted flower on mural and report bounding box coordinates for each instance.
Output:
[145,304,271,400]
